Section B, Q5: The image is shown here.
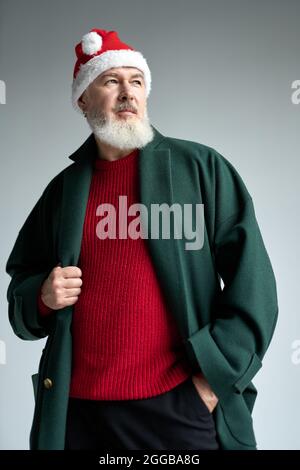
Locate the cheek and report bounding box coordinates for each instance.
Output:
[140,99,147,113]
[89,95,109,113]
[87,87,107,104]
[99,93,115,108]
[139,92,147,105]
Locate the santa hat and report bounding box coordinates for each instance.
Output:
[71,29,152,113]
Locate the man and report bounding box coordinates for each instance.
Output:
[5,28,278,450]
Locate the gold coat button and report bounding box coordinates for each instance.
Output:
[43,378,53,389]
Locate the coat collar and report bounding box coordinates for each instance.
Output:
[67,125,166,163]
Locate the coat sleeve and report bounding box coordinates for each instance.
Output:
[186,151,279,401]
[5,175,62,340]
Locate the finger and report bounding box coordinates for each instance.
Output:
[62,296,79,306]
[64,288,81,298]
[62,266,82,278]
[62,278,83,288]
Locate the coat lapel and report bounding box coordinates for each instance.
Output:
[58,135,96,267]
[139,131,191,339]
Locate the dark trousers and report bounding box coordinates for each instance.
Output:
[65,376,220,450]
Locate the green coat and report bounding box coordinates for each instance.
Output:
[6,126,278,450]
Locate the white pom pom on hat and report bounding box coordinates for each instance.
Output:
[81,31,103,56]
[71,28,152,114]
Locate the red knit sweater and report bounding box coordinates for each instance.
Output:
[38,148,195,400]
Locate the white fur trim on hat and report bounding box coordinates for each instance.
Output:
[72,49,151,114]
[81,31,103,55]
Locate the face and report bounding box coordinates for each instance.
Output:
[78,66,147,120]
[77,66,154,151]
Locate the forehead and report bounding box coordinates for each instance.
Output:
[99,66,144,79]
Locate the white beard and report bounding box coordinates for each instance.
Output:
[86,107,154,150]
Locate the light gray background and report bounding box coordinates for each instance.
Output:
[0,0,299,450]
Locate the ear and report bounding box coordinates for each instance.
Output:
[77,90,88,113]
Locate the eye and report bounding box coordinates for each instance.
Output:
[105,79,118,84]
[105,79,142,85]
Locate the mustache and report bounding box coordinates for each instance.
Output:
[115,103,137,114]
[87,103,140,121]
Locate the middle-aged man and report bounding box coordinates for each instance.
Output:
[6,28,278,450]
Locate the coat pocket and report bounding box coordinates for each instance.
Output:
[219,392,257,447]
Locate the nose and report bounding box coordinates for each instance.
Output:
[119,93,133,102]
[118,82,134,102]
[118,92,134,103]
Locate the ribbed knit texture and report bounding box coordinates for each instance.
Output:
[69,148,195,400]
[38,287,52,315]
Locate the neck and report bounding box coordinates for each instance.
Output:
[95,136,136,162]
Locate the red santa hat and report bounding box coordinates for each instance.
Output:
[72,29,152,113]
